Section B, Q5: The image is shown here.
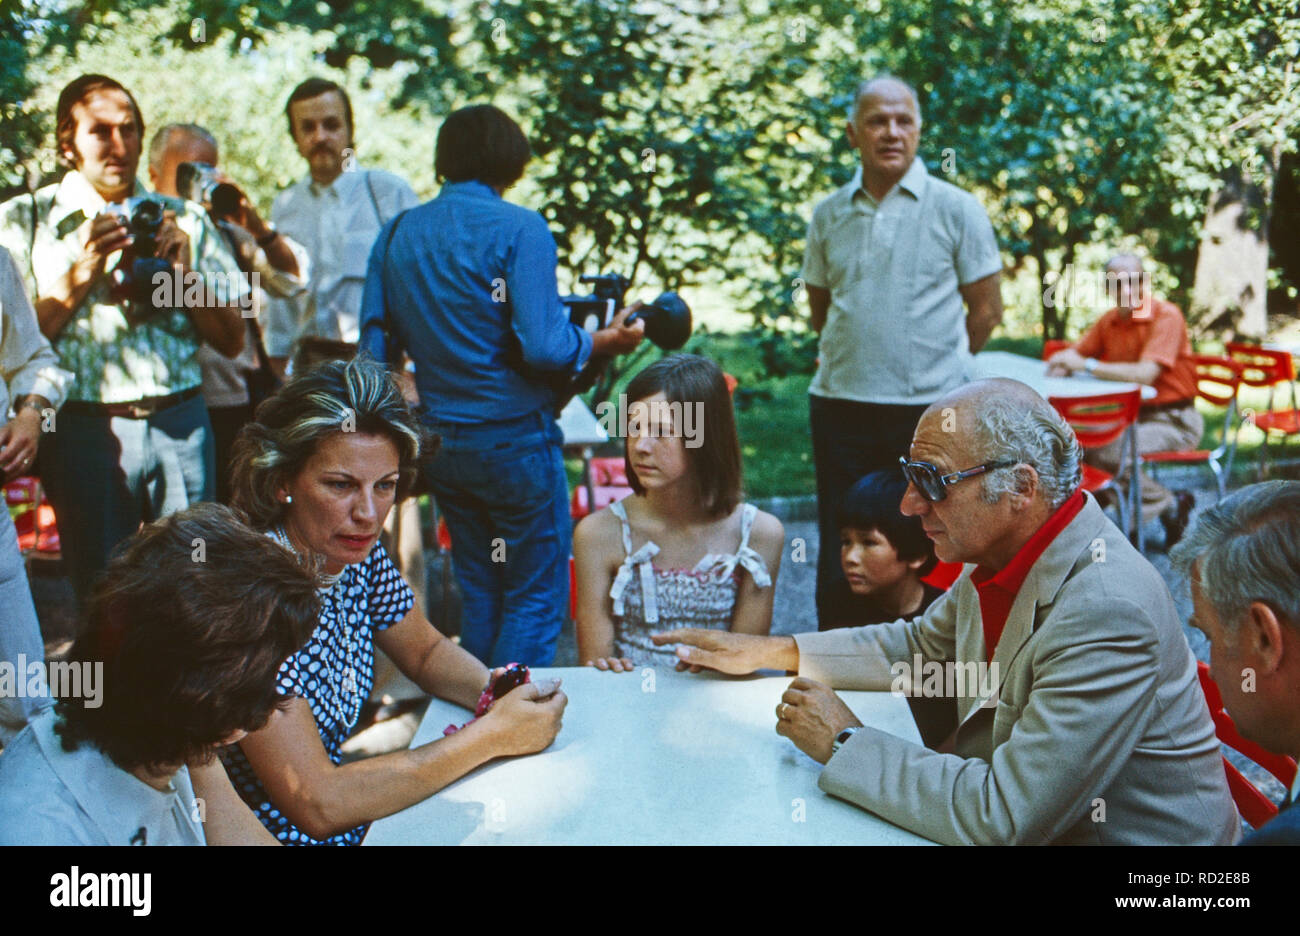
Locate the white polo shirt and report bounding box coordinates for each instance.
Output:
[802,158,1002,406]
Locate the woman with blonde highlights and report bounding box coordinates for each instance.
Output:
[224,356,566,846]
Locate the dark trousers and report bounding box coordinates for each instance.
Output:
[208,403,254,505]
[809,394,930,631]
[38,394,214,606]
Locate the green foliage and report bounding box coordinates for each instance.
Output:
[3,0,1296,359]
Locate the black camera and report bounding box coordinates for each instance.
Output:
[106,197,172,315]
[175,162,243,220]
[561,273,692,351]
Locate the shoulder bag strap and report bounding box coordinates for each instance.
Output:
[373,208,411,366]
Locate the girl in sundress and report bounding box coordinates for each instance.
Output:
[574,354,784,670]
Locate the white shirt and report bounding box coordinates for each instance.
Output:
[802,158,1002,405]
[0,709,205,846]
[265,166,418,358]
[0,170,246,403]
[0,246,71,418]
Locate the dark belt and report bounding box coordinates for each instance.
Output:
[1140,398,1195,415]
[62,387,202,419]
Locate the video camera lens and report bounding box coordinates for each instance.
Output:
[176,162,242,220]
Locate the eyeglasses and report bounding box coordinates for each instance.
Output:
[898,456,1017,502]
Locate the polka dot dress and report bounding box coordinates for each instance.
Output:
[222,540,414,846]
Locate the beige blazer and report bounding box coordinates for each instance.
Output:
[794,494,1241,845]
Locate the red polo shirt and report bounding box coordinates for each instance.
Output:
[1073,297,1198,406]
[969,490,1086,662]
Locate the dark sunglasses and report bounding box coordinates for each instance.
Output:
[898,456,1017,502]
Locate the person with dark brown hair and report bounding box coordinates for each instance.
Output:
[573,353,784,670]
[359,103,645,667]
[0,502,320,845]
[264,77,417,373]
[223,355,567,845]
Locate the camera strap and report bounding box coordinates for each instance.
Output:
[364,170,385,227]
[370,208,411,366]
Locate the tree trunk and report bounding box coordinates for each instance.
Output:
[1032,217,1064,340]
[1189,164,1273,339]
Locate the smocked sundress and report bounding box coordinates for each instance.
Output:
[608,499,772,664]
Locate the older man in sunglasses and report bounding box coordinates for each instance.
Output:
[655,378,1237,845]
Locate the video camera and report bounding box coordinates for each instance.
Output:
[175,162,243,221]
[561,273,692,351]
[104,197,172,316]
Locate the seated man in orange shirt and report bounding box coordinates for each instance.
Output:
[1047,253,1201,546]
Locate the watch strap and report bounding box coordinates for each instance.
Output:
[831,726,860,758]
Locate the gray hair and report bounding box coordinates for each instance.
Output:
[848,76,922,122]
[148,123,217,172]
[230,356,430,531]
[969,394,1083,509]
[1170,481,1300,631]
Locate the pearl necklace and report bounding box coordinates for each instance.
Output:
[270,526,345,590]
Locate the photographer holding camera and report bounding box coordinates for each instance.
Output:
[360,103,645,667]
[148,122,309,502]
[0,74,247,604]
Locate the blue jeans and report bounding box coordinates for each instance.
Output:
[422,410,569,666]
[0,508,48,744]
[37,393,214,605]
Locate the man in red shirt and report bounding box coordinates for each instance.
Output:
[652,378,1237,844]
[1047,253,1202,545]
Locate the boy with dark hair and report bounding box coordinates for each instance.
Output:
[833,469,954,746]
[830,469,942,631]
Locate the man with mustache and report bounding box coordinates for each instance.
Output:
[264,78,418,375]
[803,76,1005,632]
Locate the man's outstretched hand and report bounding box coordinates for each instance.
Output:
[650,629,798,675]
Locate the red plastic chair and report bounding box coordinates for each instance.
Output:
[1226,342,1300,479]
[1042,339,1071,362]
[1049,388,1143,549]
[568,556,578,622]
[1197,661,1297,829]
[4,475,61,557]
[1141,355,1242,499]
[570,456,634,519]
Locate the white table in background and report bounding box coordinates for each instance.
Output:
[974,350,1155,549]
[557,397,609,512]
[973,350,1156,401]
[364,666,936,846]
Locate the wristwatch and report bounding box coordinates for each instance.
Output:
[1083,357,1099,375]
[831,726,860,758]
[256,228,280,249]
